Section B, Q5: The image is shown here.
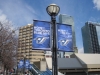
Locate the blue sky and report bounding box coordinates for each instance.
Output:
[0,0,100,53]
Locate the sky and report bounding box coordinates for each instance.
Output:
[0,0,100,53]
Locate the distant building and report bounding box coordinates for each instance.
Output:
[58,14,78,58]
[81,22,100,53]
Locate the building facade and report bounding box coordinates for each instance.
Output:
[58,14,78,58]
[17,24,45,64]
[81,22,100,53]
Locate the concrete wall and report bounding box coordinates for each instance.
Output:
[40,61,46,71]
[34,61,46,71]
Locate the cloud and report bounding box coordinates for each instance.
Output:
[0,9,18,35]
[89,17,100,23]
[0,9,17,30]
[0,10,8,22]
[0,0,37,27]
[78,47,84,53]
[93,0,100,10]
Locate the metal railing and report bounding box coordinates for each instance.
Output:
[29,64,42,75]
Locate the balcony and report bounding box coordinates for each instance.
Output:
[30,50,44,53]
[30,33,33,36]
[29,55,44,59]
[26,34,30,37]
[18,48,21,50]
[22,35,26,38]
[26,50,30,52]
[17,57,21,60]
[30,52,44,55]
[25,53,29,55]
[22,38,26,41]
[21,47,25,50]
[21,50,25,53]
[30,36,32,39]
[19,30,22,33]
[23,29,26,32]
[22,32,26,35]
[26,31,30,34]
[27,34,32,37]
[30,59,40,62]
[30,46,32,48]
[22,41,26,43]
[25,56,30,58]
[26,37,30,40]
[17,50,21,53]
[27,28,31,31]
[25,46,30,48]
[26,40,30,43]
[30,42,32,45]
[19,35,22,38]
[30,27,33,29]
[19,32,22,36]
[30,31,33,33]
[25,43,30,46]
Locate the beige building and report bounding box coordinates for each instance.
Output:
[46,54,100,75]
[17,24,45,64]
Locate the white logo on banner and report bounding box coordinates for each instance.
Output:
[34,37,49,44]
[59,39,70,46]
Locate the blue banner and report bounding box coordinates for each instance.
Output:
[18,60,24,68]
[25,60,30,69]
[18,60,30,69]
[57,24,73,52]
[32,20,51,50]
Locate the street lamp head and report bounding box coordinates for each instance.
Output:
[46,3,60,16]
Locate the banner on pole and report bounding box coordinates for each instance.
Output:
[18,60,24,68]
[25,60,30,69]
[32,20,73,52]
[57,23,73,52]
[32,20,51,50]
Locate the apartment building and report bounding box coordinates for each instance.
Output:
[17,24,45,64]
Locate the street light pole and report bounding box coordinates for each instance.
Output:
[46,4,60,75]
[23,54,26,74]
[51,15,58,75]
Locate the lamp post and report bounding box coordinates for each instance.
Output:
[46,4,60,75]
[23,54,26,74]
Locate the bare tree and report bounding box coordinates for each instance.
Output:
[0,21,18,74]
[0,22,3,31]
